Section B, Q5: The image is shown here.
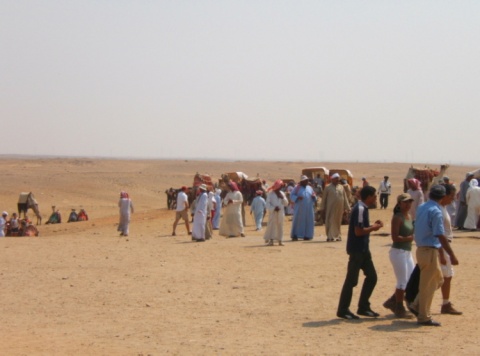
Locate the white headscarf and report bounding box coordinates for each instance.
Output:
[470,178,478,188]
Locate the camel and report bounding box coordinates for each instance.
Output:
[17,192,42,225]
[403,164,449,194]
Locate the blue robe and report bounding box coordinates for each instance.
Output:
[290,184,316,240]
[212,193,222,229]
[250,196,266,230]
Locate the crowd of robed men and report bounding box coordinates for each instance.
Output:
[167,170,480,327]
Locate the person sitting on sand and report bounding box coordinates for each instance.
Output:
[46,206,62,224]
[68,209,78,222]
[77,209,89,221]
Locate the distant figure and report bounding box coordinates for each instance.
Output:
[77,209,89,221]
[378,176,392,209]
[442,177,456,224]
[192,184,208,242]
[8,212,20,236]
[45,206,62,224]
[0,211,8,237]
[407,178,424,221]
[219,182,245,238]
[250,190,266,231]
[455,172,474,229]
[341,179,355,206]
[465,179,480,230]
[212,189,222,230]
[172,186,191,236]
[68,209,78,222]
[285,181,295,215]
[264,180,288,246]
[362,177,369,187]
[320,173,350,242]
[204,191,215,240]
[118,191,134,236]
[313,174,324,189]
[290,175,316,241]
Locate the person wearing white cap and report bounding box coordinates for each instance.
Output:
[320,173,351,242]
[290,175,316,241]
[0,211,8,237]
[192,184,208,242]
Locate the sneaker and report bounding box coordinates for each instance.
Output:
[337,310,360,320]
[357,309,380,317]
[441,302,463,315]
[418,319,441,327]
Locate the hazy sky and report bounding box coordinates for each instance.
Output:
[1,1,479,164]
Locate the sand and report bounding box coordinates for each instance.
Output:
[1,158,479,355]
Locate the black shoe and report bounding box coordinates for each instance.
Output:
[337,310,360,320]
[407,303,419,316]
[417,319,441,327]
[292,236,298,241]
[357,309,380,317]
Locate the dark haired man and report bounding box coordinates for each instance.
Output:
[337,186,384,320]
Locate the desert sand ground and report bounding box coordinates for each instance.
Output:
[0,157,479,355]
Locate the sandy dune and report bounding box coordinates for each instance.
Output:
[1,158,479,355]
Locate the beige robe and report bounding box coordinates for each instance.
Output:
[320,183,350,240]
[219,191,244,237]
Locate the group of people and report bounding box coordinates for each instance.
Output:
[336,181,463,327]
[0,211,39,237]
[120,170,477,327]
[171,182,245,242]
[67,208,89,222]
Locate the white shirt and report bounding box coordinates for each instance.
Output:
[176,191,189,211]
[378,180,391,194]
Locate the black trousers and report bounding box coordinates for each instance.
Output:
[379,193,389,208]
[338,251,378,313]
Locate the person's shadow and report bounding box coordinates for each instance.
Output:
[303,316,420,331]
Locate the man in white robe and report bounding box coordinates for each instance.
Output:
[465,179,480,230]
[219,182,245,237]
[118,191,134,236]
[192,184,208,241]
[320,173,350,242]
[264,180,288,246]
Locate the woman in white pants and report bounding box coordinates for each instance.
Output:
[383,193,415,318]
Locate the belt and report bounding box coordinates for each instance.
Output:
[418,246,438,249]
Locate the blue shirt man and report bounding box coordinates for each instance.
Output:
[410,185,459,327]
